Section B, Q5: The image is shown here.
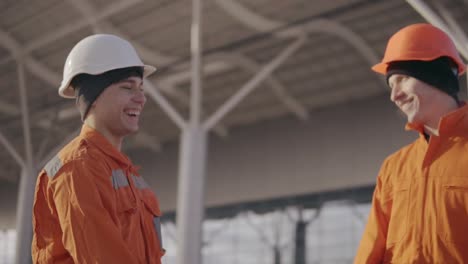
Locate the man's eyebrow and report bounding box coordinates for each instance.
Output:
[119,79,143,85]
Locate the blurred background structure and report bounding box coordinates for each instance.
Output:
[1,0,468,263]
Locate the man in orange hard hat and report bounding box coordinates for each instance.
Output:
[354,23,468,263]
[32,34,164,263]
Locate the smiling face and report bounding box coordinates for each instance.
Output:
[87,76,146,147]
[388,74,455,129]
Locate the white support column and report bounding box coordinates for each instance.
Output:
[176,126,207,264]
[15,61,35,264]
[15,167,34,264]
[190,0,203,126]
[176,0,207,263]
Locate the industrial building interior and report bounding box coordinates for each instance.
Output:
[1,0,468,263]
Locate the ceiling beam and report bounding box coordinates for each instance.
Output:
[0,100,20,115]
[299,19,380,73]
[65,0,104,33]
[214,0,303,38]
[0,0,145,67]
[434,1,468,53]
[215,53,309,120]
[67,0,175,66]
[215,0,384,90]
[0,29,65,131]
[0,31,61,87]
[406,0,468,60]
[214,0,309,118]
[159,60,231,87]
[203,37,306,131]
[0,131,25,168]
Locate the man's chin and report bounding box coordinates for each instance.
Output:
[129,127,139,135]
[404,111,418,123]
[124,125,139,136]
[406,116,424,127]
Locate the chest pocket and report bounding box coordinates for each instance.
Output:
[439,177,468,244]
[133,175,165,255]
[385,181,410,245]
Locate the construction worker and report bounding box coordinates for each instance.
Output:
[31,34,164,263]
[354,23,468,263]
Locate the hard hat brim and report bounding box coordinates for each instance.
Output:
[372,57,466,76]
[58,64,156,99]
[371,63,387,75]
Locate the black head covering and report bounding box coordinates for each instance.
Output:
[386,57,460,102]
[71,67,143,120]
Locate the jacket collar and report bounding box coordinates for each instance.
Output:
[405,102,468,137]
[79,124,133,167]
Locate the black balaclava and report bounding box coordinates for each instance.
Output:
[71,67,143,121]
[386,57,460,102]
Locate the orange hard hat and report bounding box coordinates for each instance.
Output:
[372,23,466,75]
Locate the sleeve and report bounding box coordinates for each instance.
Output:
[50,159,138,264]
[353,168,391,264]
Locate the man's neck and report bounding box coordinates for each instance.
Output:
[84,119,123,151]
[423,125,439,137]
[423,100,460,136]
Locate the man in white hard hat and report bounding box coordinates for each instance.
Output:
[31,34,164,264]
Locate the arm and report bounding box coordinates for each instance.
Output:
[354,175,390,264]
[50,159,137,264]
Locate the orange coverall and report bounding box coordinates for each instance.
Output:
[354,104,468,263]
[32,124,164,264]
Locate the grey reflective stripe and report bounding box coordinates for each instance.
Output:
[132,175,150,190]
[153,216,163,250]
[44,155,62,178]
[111,169,129,189]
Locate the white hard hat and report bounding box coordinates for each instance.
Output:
[58,34,156,98]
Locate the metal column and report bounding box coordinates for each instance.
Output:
[14,61,35,264]
[173,1,305,263]
[176,126,207,264]
[175,0,206,263]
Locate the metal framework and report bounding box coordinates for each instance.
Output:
[406,0,468,93]
[0,0,466,264]
[15,61,35,264]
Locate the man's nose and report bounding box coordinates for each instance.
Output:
[390,85,401,102]
[133,90,147,105]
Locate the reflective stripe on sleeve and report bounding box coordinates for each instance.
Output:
[44,155,62,178]
[153,216,164,250]
[111,169,129,189]
[132,175,150,190]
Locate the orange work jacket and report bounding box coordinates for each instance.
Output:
[32,124,164,264]
[354,104,468,263]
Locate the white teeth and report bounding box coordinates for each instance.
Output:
[125,110,140,116]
